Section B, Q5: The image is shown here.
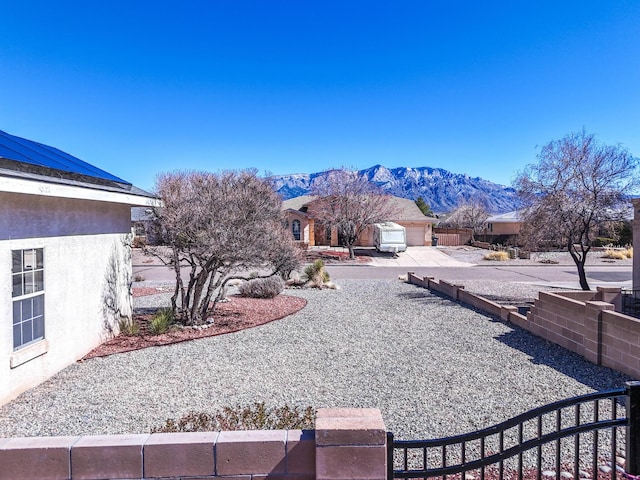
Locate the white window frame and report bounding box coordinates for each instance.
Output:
[11,248,45,351]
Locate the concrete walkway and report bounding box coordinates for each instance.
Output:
[367,246,475,267]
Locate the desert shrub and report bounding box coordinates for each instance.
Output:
[593,237,616,247]
[484,251,509,261]
[238,276,284,299]
[151,402,315,433]
[132,236,147,248]
[148,308,174,335]
[602,247,633,260]
[616,222,633,246]
[602,248,626,260]
[118,316,140,336]
[304,259,330,287]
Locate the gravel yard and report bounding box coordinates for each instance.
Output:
[434,246,633,305]
[0,279,630,442]
[440,245,633,267]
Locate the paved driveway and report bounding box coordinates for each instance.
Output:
[367,246,475,267]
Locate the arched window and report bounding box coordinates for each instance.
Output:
[292,219,301,241]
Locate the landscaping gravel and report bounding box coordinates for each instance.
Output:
[0,280,630,446]
[447,279,561,305]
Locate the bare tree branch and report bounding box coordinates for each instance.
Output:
[309,169,397,259]
[514,130,638,290]
[146,170,302,325]
[439,198,489,240]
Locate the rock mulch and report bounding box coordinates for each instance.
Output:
[82,294,307,360]
[0,280,630,471]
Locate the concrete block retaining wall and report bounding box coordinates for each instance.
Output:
[601,310,640,377]
[408,273,639,379]
[0,408,387,480]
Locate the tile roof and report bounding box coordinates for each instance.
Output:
[486,211,523,222]
[388,196,437,222]
[282,194,437,223]
[281,195,316,211]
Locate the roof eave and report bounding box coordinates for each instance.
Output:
[0,175,162,207]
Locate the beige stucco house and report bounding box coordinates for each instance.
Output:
[483,210,523,243]
[0,129,160,405]
[282,195,437,247]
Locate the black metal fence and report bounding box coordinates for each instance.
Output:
[388,381,640,480]
[622,289,640,318]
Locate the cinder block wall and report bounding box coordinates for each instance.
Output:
[0,408,388,480]
[600,310,640,378]
[408,273,640,379]
[524,291,591,356]
[524,291,640,378]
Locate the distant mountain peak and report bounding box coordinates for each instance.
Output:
[270,165,518,213]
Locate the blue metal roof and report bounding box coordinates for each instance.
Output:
[0,129,131,186]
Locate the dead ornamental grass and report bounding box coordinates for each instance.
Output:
[484,251,510,261]
[602,247,633,260]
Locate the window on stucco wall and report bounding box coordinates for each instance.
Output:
[11,248,45,350]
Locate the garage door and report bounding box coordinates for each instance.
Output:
[405,226,426,246]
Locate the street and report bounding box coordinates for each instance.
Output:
[132,248,632,292]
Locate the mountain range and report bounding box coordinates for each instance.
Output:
[271,165,519,213]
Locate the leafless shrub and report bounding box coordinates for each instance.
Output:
[238,276,285,299]
[146,170,302,325]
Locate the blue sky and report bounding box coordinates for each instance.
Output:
[1,1,638,192]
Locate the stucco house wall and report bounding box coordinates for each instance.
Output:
[282,195,436,247]
[484,211,523,237]
[485,221,521,235]
[2,193,132,237]
[284,209,314,246]
[1,188,157,406]
[0,130,159,406]
[357,221,433,247]
[397,221,433,246]
[1,234,131,404]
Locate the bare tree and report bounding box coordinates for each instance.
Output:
[147,170,302,325]
[309,169,397,259]
[440,198,489,240]
[514,130,638,290]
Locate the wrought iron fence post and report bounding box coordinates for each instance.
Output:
[387,431,394,480]
[627,381,640,475]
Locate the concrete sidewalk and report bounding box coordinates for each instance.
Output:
[367,246,475,267]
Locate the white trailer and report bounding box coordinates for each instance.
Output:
[373,222,407,254]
